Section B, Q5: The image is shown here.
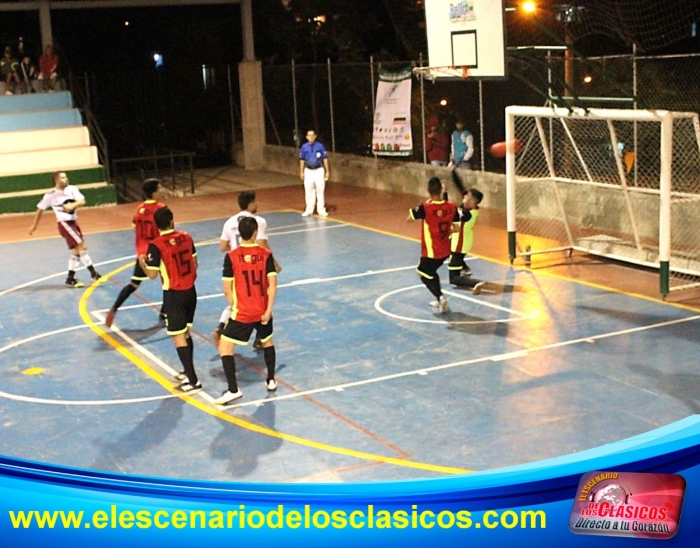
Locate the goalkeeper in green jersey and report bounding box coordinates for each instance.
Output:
[448,169,486,295]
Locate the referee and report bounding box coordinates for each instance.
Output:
[298,129,330,217]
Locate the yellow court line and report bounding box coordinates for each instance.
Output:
[331,215,700,315]
[78,262,472,476]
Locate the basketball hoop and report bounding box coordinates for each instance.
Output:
[412,66,470,82]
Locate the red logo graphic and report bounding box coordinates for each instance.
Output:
[569,471,685,539]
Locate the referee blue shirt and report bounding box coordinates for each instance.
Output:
[299,141,327,169]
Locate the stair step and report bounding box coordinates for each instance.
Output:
[0,167,106,193]
[0,183,118,215]
[0,108,83,131]
[0,126,90,155]
[1,146,98,176]
[0,91,72,113]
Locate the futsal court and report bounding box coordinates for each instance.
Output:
[1,179,699,483]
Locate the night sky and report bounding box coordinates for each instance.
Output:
[0,1,399,75]
[3,1,699,75]
[2,4,243,73]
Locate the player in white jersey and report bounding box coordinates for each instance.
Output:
[28,171,102,288]
[212,190,281,344]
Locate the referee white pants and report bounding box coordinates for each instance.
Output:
[303,167,327,215]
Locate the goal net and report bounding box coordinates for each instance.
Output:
[505,105,700,297]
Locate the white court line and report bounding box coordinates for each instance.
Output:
[0,324,183,406]
[224,313,700,409]
[91,311,219,407]
[267,224,350,237]
[0,222,350,300]
[374,285,536,325]
[0,254,137,298]
[94,265,420,313]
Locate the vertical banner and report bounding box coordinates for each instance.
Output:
[372,67,413,156]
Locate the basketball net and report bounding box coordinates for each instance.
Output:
[412,66,470,82]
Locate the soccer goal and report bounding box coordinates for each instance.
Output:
[505,105,700,297]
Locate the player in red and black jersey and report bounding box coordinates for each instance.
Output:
[140,206,201,394]
[105,179,166,328]
[213,216,279,405]
[408,177,458,313]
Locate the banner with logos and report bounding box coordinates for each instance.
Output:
[372,67,413,157]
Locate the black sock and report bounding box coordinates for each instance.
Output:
[221,355,238,393]
[264,346,276,381]
[421,276,442,299]
[88,265,97,276]
[112,283,139,311]
[67,270,76,280]
[176,345,197,385]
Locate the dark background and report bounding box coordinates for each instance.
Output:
[2,1,700,167]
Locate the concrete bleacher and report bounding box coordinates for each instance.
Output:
[0,91,117,214]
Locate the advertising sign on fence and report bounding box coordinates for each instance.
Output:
[372,68,413,157]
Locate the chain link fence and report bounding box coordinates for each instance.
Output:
[261,52,700,172]
[79,52,700,175]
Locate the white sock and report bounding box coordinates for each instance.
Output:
[79,251,93,267]
[68,254,80,272]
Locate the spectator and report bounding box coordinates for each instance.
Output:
[18,55,37,94]
[38,44,59,92]
[1,46,20,95]
[450,120,475,168]
[425,118,450,167]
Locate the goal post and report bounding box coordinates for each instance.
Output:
[505,105,700,297]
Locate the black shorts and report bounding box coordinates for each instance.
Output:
[221,317,274,345]
[416,256,448,279]
[448,252,467,271]
[162,287,197,336]
[131,261,148,282]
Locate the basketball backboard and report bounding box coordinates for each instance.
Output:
[423,0,507,79]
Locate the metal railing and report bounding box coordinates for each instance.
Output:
[112,151,195,202]
[66,73,111,183]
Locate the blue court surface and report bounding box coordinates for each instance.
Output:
[1,211,699,482]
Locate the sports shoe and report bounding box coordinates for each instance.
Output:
[266,379,277,391]
[439,296,449,314]
[175,380,202,393]
[91,271,103,281]
[429,300,439,308]
[318,211,329,217]
[472,281,486,295]
[65,278,84,288]
[105,308,116,328]
[213,390,243,405]
[173,371,187,381]
[301,211,312,217]
[460,267,472,277]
